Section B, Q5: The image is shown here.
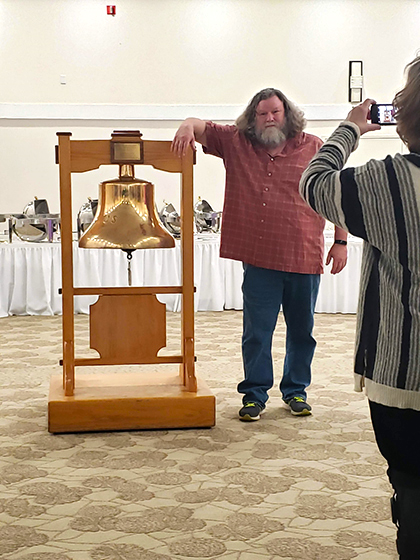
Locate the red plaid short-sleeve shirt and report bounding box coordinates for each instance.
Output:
[204,122,325,274]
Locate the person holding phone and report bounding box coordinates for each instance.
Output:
[172,88,348,421]
[299,57,420,559]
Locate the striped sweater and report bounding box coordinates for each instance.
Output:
[300,121,420,411]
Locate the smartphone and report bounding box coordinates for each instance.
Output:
[370,103,396,125]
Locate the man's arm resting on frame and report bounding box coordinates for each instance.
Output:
[172,118,207,156]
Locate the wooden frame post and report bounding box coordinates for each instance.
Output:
[180,148,196,391]
[57,132,75,396]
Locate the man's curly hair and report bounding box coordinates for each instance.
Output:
[236,88,306,142]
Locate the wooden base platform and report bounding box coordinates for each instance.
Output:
[48,371,216,433]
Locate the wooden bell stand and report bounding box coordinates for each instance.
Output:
[48,132,215,433]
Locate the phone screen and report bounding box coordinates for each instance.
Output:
[371,104,396,125]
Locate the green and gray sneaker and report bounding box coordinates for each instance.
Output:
[286,396,312,416]
[239,402,264,422]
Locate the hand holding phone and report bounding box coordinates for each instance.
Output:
[346,99,382,135]
[370,104,396,125]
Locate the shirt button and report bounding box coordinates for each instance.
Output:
[261,219,264,223]
[270,157,274,161]
[264,187,269,191]
[262,202,266,206]
[267,172,272,177]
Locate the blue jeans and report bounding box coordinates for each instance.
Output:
[238,263,320,407]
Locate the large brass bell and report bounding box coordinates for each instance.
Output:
[79,163,175,286]
[79,164,175,250]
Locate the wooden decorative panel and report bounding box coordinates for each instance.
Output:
[89,294,166,363]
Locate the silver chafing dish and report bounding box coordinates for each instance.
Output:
[77,197,98,240]
[7,198,60,243]
[0,214,14,242]
[159,201,181,238]
[194,197,222,233]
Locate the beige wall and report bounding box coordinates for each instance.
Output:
[1,0,418,105]
[0,0,417,223]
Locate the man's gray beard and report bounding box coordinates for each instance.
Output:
[255,125,287,148]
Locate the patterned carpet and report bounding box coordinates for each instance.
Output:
[0,311,398,559]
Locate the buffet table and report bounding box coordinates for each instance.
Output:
[0,233,363,316]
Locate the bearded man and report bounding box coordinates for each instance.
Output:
[172,88,348,421]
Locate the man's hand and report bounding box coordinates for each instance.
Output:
[171,117,207,157]
[346,98,382,136]
[326,243,348,274]
[171,122,197,156]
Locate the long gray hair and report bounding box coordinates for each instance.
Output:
[236,88,306,142]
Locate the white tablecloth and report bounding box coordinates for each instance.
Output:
[0,234,363,316]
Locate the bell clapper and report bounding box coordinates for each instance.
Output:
[122,249,135,286]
